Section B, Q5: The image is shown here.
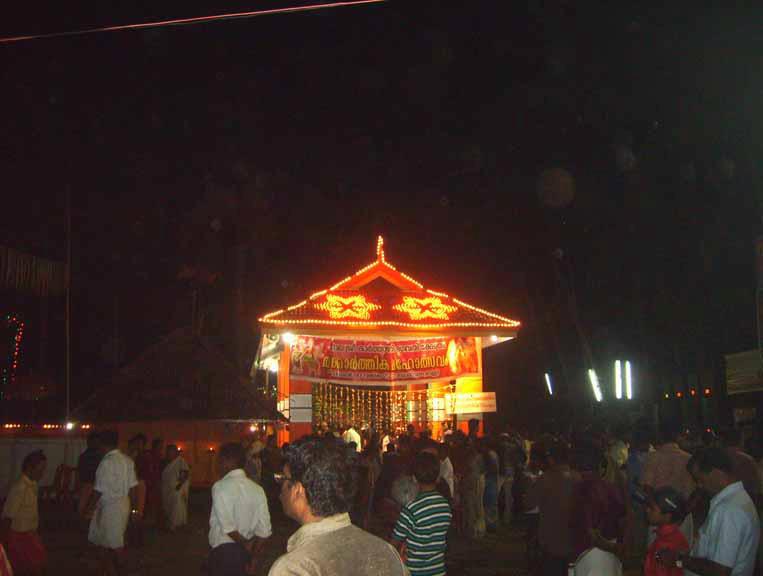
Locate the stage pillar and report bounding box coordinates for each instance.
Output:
[276,346,291,446]
[455,337,485,436]
[275,345,312,444]
[288,377,313,442]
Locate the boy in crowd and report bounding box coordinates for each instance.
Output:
[1,450,47,576]
[645,487,689,576]
[391,451,453,576]
[658,447,759,576]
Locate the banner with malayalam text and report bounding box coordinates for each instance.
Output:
[444,392,497,414]
[289,335,479,385]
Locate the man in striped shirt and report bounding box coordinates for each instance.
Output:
[391,451,453,576]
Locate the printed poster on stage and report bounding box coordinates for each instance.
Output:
[288,335,479,385]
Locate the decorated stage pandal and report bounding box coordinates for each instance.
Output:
[256,237,520,442]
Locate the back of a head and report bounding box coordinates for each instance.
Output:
[692,446,734,476]
[365,433,379,452]
[530,442,548,469]
[548,439,570,465]
[284,436,356,518]
[129,433,147,447]
[573,440,602,473]
[219,442,246,469]
[652,486,687,523]
[632,425,653,451]
[100,430,118,449]
[701,428,718,447]
[438,442,449,459]
[659,421,682,445]
[612,423,631,443]
[413,451,440,485]
[419,438,439,455]
[22,450,46,473]
[87,431,101,449]
[722,427,742,447]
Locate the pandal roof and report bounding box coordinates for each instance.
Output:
[259,237,520,337]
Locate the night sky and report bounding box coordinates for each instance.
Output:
[2,1,763,421]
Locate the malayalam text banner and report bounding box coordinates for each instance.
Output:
[444,392,497,414]
[288,335,479,385]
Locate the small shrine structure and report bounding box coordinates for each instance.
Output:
[257,237,520,442]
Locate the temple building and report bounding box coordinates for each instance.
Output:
[256,237,520,442]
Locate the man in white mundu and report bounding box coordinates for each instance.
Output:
[343,424,362,452]
[162,444,190,530]
[83,430,139,576]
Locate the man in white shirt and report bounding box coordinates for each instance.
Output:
[381,430,392,455]
[161,444,190,531]
[245,434,265,482]
[659,447,760,576]
[82,430,138,576]
[437,443,455,499]
[343,424,362,452]
[209,442,271,576]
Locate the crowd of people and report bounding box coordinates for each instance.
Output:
[0,429,194,576]
[1,418,762,576]
[515,421,762,576]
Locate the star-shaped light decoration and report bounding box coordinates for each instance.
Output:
[315,294,381,320]
[393,296,458,321]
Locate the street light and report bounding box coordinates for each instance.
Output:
[265,357,279,373]
[544,372,553,396]
[625,360,633,399]
[588,369,603,402]
[614,360,623,399]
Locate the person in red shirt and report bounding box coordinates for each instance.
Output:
[645,487,689,576]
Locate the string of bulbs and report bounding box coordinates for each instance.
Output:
[0,0,386,45]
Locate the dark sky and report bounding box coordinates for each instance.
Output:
[2,1,763,407]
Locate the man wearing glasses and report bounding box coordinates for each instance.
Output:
[269,436,407,576]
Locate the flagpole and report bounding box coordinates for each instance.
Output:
[65,187,71,420]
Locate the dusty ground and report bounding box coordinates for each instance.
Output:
[41,490,530,576]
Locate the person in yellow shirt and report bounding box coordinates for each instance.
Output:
[1,450,47,576]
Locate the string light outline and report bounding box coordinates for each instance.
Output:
[261,318,518,328]
[2,315,25,397]
[0,0,387,45]
[260,236,521,328]
[1,423,90,430]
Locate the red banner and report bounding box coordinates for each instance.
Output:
[289,336,479,385]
